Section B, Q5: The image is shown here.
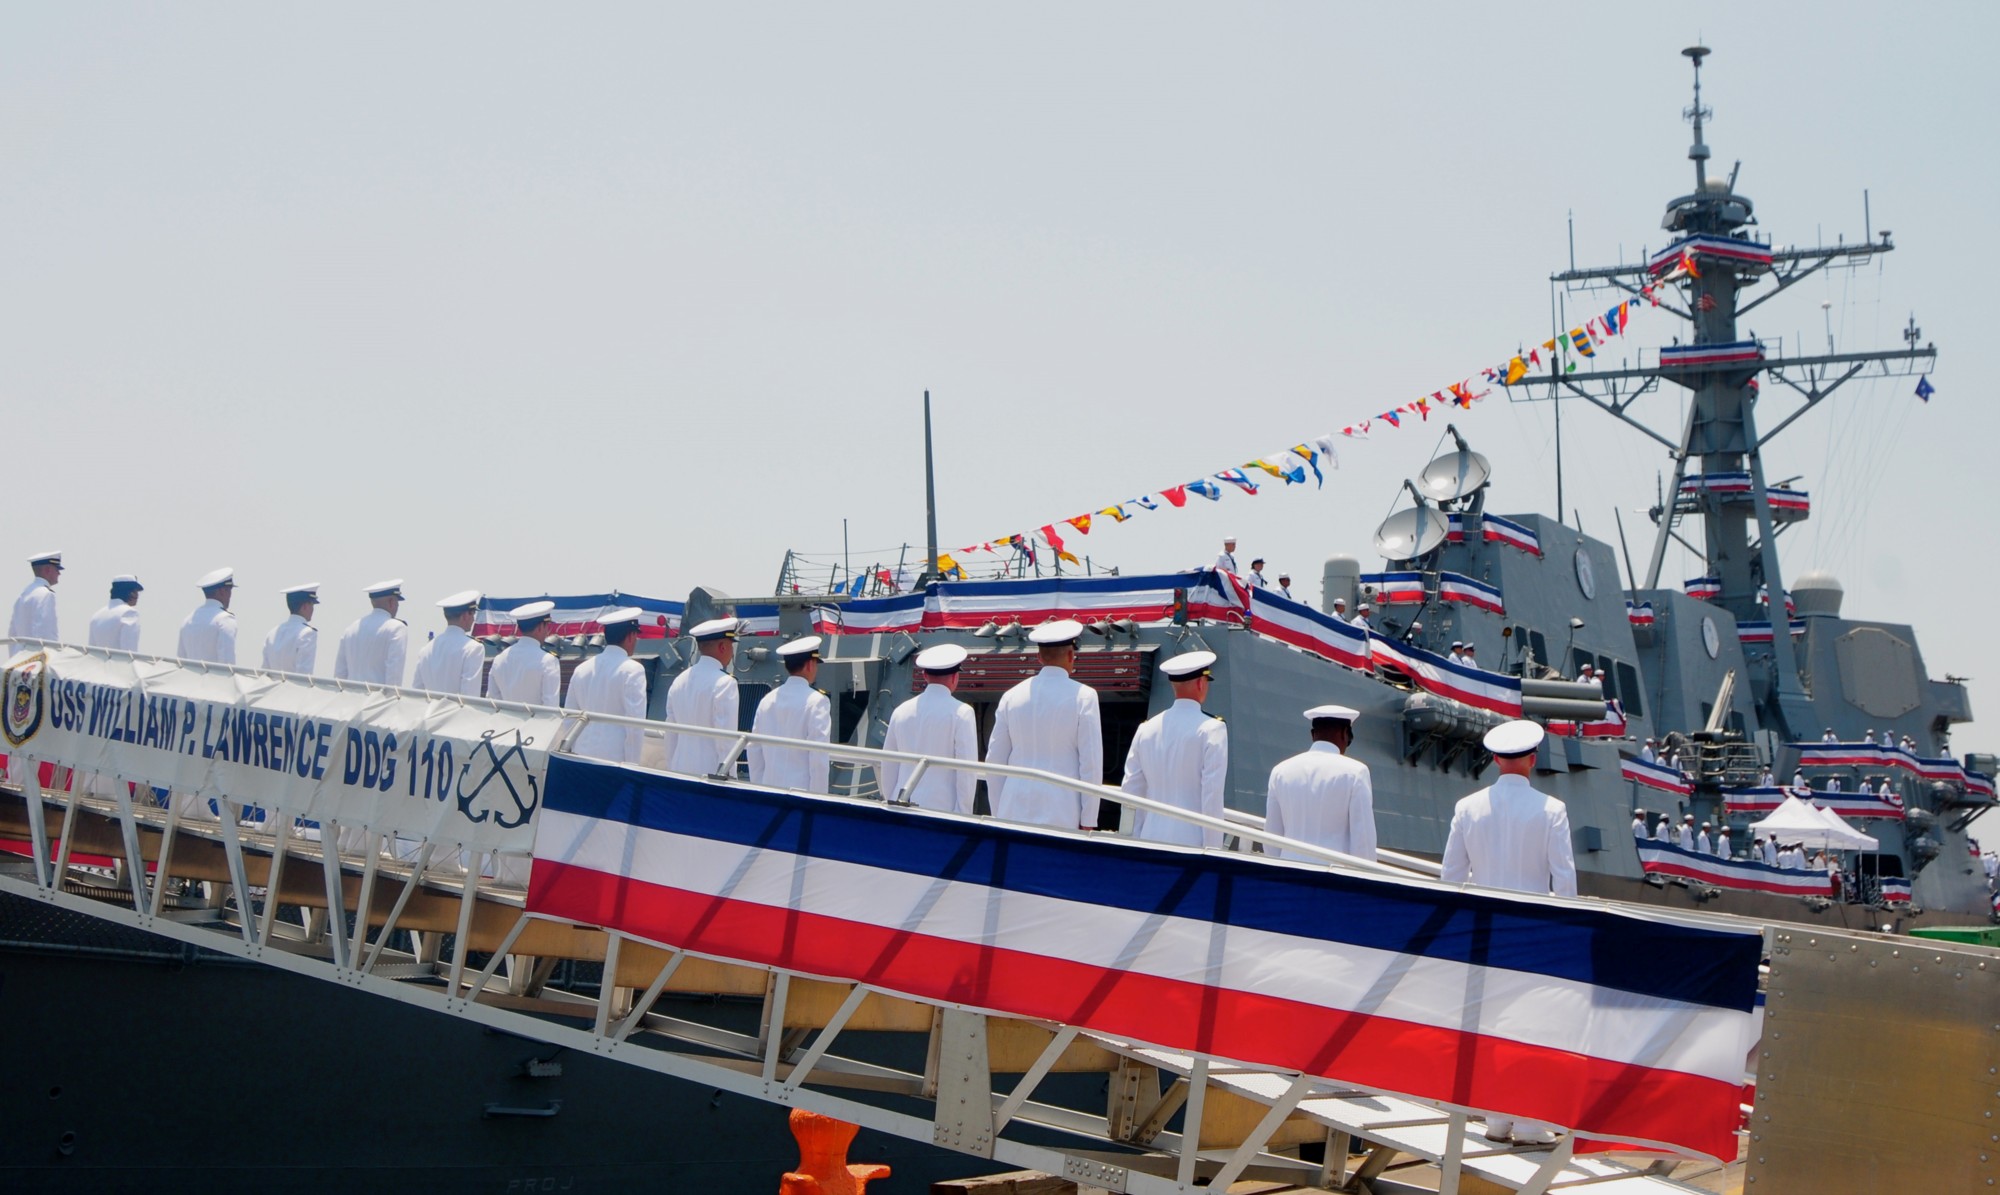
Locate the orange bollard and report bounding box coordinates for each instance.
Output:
[787,1108,892,1195]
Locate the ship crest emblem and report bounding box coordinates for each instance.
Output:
[2,651,47,748]
[453,729,541,830]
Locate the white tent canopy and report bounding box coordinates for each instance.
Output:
[1748,795,1880,851]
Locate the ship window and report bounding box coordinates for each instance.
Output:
[1527,630,1549,671]
[1615,662,1644,717]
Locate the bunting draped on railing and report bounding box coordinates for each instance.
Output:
[953,300,1640,570]
[1793,742,1992,793]
[1627,600,1657,629]
[1443,512,1543,557]
[1685,577,1721,601]
[1636,839,1835,898]
[1738,620,1806,644]
[1622,756,1692,796]
[1245,589,1524,715]
[1723,786,1905,820]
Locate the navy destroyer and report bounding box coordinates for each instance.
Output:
[1,45,1986,1192]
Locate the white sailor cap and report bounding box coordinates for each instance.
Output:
[197,567,236,589]
[1482,719,1544,757]
[110,574,143,589]
[509,599,556,621]
[1159,650,1217,680]
[282,581,321,598]
[777,635,823,659]
[689,616,742,641]
[1305,704,1360,723]
[1450,641,1464,649]
[1223,534,1238,541]
[915,643,968,673]
[28,549,63,568]
[1027,618,1085,646]
[1357,602,1373,611]
[598,606,645,629]
[1462,642,1475,650]
[1644,736,1657,744]
[366,578,406,599]
[436,589,483,610]
[1331,597,1347,605]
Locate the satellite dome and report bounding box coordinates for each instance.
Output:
[1791,571,1844,617]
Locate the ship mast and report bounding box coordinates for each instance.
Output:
[1540,46,1937,736]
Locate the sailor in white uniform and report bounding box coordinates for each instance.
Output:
[1822,728,1839,743]
[411,590,486,697]
[1350,602,1373,632]
[1275,573,1293,600]
[1761,837,1779,867]
[1714,825,1731,858]
[1677,814,1696,850]
[88,575,144,651]
[177,568,239,665]
[1264,704,1377,862]
[564,607,649,764]
[1880,729,1895,749]
[334,580,409,686]
[1696,821,1714,855]
[1212,537,1239,575]
[986,619,1103,830]
[1440,719,1576,1147]
[1121,651,1228,849]
[749,635,833,793]
[11,550,63,644]
[261,583,321,674]
[663,617,742,777]
[1632,810,1648,839]
[878,644,978,814]
[1639,737,1658,764]
[1460,642,1478,669]
[1245,558,1270,589]
[1329,597,1349,624]
[487,600,562,706]
[1652,814,1672,843]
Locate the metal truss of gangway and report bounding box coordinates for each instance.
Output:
[0,697,1733,1195]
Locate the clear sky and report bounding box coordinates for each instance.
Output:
[4,5,1992,752]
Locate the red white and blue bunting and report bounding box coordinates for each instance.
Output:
[1636,839,1834,898]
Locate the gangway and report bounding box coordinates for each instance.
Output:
[3,641,1962,1193]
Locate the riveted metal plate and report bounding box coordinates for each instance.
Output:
[1749,929,2000,1192]
[1063,1154,1130,1192]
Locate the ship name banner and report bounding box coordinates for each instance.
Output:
[527,757,1762,1161]
[1,646,561,851]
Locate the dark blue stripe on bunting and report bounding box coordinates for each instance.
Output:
[542,757,1761,1012]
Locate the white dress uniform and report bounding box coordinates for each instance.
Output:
[1440,723,1578,898]
[1714,828,1731,858]
[178,599,239,664]
[1632,815,1647,839]
[1696,829,1714,855]
[1652,819,1672,843]
[488,637,560,706]
[1213,548,1238,574]
[1265,709,1376,862]
[1762,838,1779,866]
[335,608,409,686]
[565,639,648,764]
[1246,570,1269,589]
[749,665,833,794]
[1123,671,1228,849]
[663,626,742,777]
[263,615,319,674]
[986,623,1103,830]
[412,626,485,696]
[879,647,978,814]
[1677,821,1696,850]
[1276,583,1293,600]
[88,600,141,651]
[11,577,57,643]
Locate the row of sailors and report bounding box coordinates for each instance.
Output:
[18,556,1579,902]
[1632,810,1839,870]
[1822,727,1921,752]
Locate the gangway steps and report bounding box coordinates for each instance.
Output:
[0,781,1722,1194]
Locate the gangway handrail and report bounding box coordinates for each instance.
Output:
[2,637,1426,882]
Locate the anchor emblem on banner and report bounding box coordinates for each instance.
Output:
[454,729,542,830]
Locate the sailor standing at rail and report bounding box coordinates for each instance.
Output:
[1632,809,1648,839]
[177,568,239,665]
[1264,704,1377,862]
[334,580,409,686]
[411,590,486,697]
[88,575,143,650]
[564,607,648,764]
[1121,651,1227,848]
[1678,813,1697,850]
[663,617,742,777]
[986,620,1103,830]
[11,550,62,644]
[1440,718,1576,1147]
[1212,536,1239,575]
[748,636,833,793]
[878,644,978,814]
[487,600,561,706]
[262,583,321,674]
